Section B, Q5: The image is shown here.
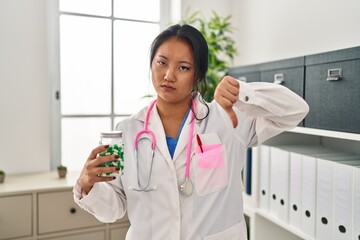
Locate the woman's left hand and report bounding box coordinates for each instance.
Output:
[214,76,239,128]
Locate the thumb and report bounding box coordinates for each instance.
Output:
[225,107,238,128]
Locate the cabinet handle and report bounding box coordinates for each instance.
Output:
[238,76,247,82]
[327,68,342,81]
[273,73,284,84]
[70,207,77,214]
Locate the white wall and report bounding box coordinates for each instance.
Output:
[182,0,360,66]
[181,0,233,20]
[0,0,51,174]
[231,0,360,66]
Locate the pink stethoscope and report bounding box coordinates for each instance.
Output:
[131,99,195,196]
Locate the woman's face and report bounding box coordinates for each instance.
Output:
[151,37,195,105]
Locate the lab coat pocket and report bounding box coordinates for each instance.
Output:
[194,143,228,196]
[204,221,247,240]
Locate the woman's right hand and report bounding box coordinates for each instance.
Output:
[78,145,120,194]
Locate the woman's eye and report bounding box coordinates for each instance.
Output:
[179,66,190,71]
[157,60,165,66]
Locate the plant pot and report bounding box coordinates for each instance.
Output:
[0,174,5,183]
[58,170,67,179]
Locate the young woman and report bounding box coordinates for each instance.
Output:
[73,24,309,240]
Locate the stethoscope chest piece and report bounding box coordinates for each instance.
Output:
[179,179,194,196]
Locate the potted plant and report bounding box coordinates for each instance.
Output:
[0,170,5,183]
[57,164,67,179]
[182,9,238,101]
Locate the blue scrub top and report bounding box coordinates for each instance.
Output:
[165,109,190,159]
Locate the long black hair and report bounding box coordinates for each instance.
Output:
[149,24,210,120]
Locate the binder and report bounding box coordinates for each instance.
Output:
[289,151,303,230]
[269,146,281,217]
[286,146,330,230]
[301,151,351,239]
[269,145,328,224]
[245,147,252,195]
[316,156,360,240]
[268,146,290,221]
[276,147,290,223]
[354,166,360,240]
[259,145,270,211]
[334,160,360,240]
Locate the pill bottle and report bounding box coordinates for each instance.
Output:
[98,131,124,177]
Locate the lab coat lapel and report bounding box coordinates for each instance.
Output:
[172,115,198,161]
[149,105,173,162]
[173,97,206,161]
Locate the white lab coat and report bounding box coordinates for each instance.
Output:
[73,81,309,240]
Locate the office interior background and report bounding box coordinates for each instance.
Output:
[1,0,359,174]
[0,0,360,239]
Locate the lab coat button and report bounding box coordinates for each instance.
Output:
[244,96,249,102]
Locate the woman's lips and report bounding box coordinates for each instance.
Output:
[161,85,176,91]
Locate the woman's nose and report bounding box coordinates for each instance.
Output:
[164,68,175,82]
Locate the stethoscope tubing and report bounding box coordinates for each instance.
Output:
[132,99,196,193]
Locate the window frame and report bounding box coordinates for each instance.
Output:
[47,0,179,170]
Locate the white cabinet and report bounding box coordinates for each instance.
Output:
[0,194,32,240]
[244,128,360,240]
[40,230,106,240]
[38,190,104,234]
[109,226,129,240]
[0,172,130,240]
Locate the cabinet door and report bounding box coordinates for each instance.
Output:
[38,190,104,234]
[0,194,32,240]
[41,230,105,240]
[232,72,260,83]
[228,65,262,83]
[112,213,129,225]
[260,67,304,98]
[305,59,360,133]
[110,226,129,240]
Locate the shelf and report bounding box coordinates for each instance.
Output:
[242,193,256,217]
[256,209,314,240]
[0,171,80,195]
[290,127,360,141]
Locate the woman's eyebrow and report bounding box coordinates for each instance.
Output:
[157,54,193,65]
[179,60,193,66]
[157,55,168,59]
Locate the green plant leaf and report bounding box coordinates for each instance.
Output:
[182,9,237,102]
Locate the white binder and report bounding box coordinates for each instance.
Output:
[289,151,303,230]
[353,166,360,240]
[259,145,270,211]
[269,146,280,217]
[286,146,330,231]
[272,145,328,225]
[334,160,360,240]
[301,151,350,239]
[269,146,290,223]
[276,147,290,223]
[316,156,360,240]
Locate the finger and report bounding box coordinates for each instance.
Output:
[91,154,120,168]
[97,166,120,175]
[95,176,117,182]
[87,145,110,161]
[220,87,238,104]
[222,76,240,88]
[219,78,239,97]
[226,84,240,97]
[218,95,235,109]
